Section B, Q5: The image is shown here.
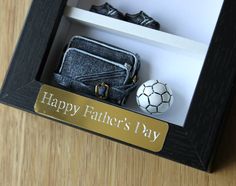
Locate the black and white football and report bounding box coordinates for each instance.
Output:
[136,80,174,114]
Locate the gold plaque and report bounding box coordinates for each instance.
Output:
[34,85,169,152]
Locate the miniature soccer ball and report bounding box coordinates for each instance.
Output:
[136,80,174,114]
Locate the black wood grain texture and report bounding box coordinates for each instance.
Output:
[1,0,236,171]
[183,0,236,170]
[0,0,67,96]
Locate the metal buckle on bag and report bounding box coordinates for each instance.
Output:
[132,75,138,83]
[95,82,109,99]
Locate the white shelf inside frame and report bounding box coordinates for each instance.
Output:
[43,1,224,126]
[64,6,208,60]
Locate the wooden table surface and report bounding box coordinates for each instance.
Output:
[1,1,236,186]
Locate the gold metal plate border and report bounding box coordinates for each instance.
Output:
[34,85,169,152]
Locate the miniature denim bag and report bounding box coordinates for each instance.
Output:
[52,36,140,105]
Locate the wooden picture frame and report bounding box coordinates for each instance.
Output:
[1,0,236,171]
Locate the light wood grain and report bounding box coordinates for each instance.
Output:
[1,1,236,186]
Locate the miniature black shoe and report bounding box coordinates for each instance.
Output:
[90,3,125,20]
[125,11,160,30]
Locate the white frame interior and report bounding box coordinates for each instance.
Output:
[41,0,224,126]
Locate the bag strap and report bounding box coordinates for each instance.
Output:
[52,73,137,105]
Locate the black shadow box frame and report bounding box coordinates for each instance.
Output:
[1,0,236,171]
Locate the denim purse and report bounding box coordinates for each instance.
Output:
[52,36,140,105]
